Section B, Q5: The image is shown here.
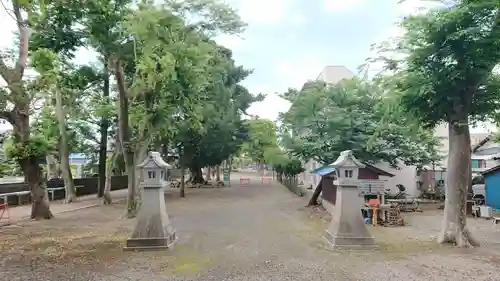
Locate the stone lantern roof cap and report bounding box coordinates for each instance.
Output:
[137,151,172,169]
[330,150,365,168]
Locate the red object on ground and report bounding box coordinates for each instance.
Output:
[0,203,11,226]
[240,178,251,184]
[367,199,380,207]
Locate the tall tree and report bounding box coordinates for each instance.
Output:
[373,0,500,247]
[173,46,261,185]
[0,0,60,218]
[280,79,441,205]
[242,118,278,168]
[111,1,244,216]
[280,79,440,166]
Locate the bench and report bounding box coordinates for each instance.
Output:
[0,191,31,206]
[47,187,66,201]
[0,185,84,206]
[493,217,500,225]
[47,185,84,201]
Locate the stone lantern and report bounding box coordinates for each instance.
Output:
[124,151,177,251]
[324,150,377,249]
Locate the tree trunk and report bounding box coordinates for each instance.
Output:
[308,183,322,206]
[55,88,76,203]
[437,121,479,247]
[103,154,114,205]
[206,166,211,180]
[115,59,137,218]
[97,65,110,198]
[180,148,185,197]
[133,142,149,208]
[20,157,53,219]
[103,131,121,204]
[215,165,221,181]
[134,142,149,188]
[190,166,205,184]
[46,154,59,180]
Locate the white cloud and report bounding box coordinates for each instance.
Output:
[230,0,303,26]
[215,34,248,50]
[245,56,325,121]
[0,5,16,50]
[272,56,325,89]
[236,0,292,25]
[323,0,366,12]
[246,91,291,121]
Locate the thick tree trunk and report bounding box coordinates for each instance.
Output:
[115,59,137,218]
[215,165,221,181]
[190,166,205,184]
[308,184,322,206]
[206,166,211,180]
[437,121,479,247]
[97,66,110,198]
[11,103,53,219]
[55,88,77,203]
[20,157,53,219]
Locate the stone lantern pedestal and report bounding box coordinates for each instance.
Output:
[324,150,377,249]
[124,151,177,251]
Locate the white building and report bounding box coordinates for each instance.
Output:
[470,136,500,176]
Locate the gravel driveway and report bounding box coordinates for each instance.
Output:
[2,172,500,280]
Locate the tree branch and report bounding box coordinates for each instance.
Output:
[12,0,28,80]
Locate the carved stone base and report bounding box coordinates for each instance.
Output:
[124,232,177,251]
[324,229,376,249]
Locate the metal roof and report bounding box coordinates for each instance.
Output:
[310,166,336,176]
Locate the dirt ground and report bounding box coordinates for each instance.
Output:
[1,173,500,281]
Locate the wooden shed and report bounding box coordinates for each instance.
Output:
[311,163,394,207]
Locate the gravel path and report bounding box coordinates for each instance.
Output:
[2,172,500,280]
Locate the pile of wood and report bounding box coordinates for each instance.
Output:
[385,205,404,227]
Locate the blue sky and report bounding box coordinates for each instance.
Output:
[222,0,423,120]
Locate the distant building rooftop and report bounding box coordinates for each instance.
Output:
[316,65,355,84]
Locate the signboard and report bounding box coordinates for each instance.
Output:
[222,168,230,184]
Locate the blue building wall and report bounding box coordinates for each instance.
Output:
[485,171,500,210]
